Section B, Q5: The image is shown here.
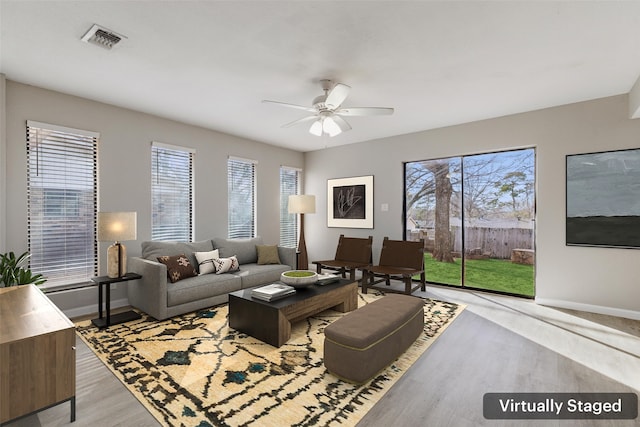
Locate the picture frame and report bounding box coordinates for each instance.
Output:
[327,175,374,228]
[566,147,640,248]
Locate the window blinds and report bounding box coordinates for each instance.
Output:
[280,166,301,248]
[151,142,194,242]
[228,157,256,239]
[26,120,99,288]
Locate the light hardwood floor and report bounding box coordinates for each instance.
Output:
[6,285,639,427]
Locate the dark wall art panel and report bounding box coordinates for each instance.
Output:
[566,148,640,248]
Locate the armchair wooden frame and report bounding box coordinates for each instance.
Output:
[312,234,373,282]
[362,237,426,295]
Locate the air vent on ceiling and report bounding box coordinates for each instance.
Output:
[81,24,126,50]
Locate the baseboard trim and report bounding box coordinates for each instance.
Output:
[535,297,640,321]
[61,298,130,320]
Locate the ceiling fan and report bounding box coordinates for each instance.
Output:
[262,80,394,137]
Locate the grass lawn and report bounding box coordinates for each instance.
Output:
[423,254,535,297]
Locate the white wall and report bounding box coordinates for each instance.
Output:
[0,74,6,254]
[5,80,639,320]
[305,94,640,320]
[4,80,304,315]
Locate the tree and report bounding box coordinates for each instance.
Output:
[405,159,457,263]
[405,164,436,209]
[493,171,529,218]
[425,160,455,263]
[462,153,503,222]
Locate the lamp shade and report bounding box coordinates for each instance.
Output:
[288,195,316,214]
[97,212,137,242]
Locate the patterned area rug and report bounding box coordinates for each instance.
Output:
[76,292,463,427]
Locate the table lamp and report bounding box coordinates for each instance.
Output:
[288,195,315,270]
[97,212,137,278]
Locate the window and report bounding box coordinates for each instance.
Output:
[280,166,301,247]
[404,148,535,297]
[26,121,98,289]
[151,142,194,241]
[228,157,256,238]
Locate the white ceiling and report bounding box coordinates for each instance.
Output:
[2,1,640,152]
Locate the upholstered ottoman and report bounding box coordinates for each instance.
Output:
[323,294,424,384]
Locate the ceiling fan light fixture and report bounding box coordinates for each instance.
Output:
[323,116,342,137]
[263,80,393,137]
[309,120,323,136]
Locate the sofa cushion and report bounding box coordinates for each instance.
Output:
[256,245,281,265]
[166,274,241,307]
[157,254,198,283]
[142,240,213,268]
[232,263,290,288]
[194,249,220,275]
[213,256,240,274]
[212,237,263,264]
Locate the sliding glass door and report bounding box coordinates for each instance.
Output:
[462,150,535,296]
[404,148,535,297]
[405,157,462,286]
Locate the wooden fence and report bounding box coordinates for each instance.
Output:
[409,226,534,259]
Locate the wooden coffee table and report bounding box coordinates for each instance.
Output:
[228,279,358,347]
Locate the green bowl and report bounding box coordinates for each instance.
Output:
[280,270,318,287]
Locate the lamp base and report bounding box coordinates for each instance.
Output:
[107,242,127,278]
[297,213,308,270]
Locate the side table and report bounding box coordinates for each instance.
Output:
[91,273,142,328]
[0,285,76,424]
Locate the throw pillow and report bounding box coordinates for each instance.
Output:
[194,249,220,275]
[256,245,281,265]
[212,255,240,274]
[157,254,197,283]
[212,236,263,264]
[142,240,213,267]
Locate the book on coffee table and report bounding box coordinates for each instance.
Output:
[316,273,340,286]
[251,283,295,301]
[251,288,296,302]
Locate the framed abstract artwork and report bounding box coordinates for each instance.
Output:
[327,175,374,228]
[566,148,640,248]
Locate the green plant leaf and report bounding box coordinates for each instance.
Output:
[0,251,46,287]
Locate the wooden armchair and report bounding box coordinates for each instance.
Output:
[362,237,425,295]
[312,234,373,282]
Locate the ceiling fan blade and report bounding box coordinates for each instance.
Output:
[262,100,316,113]
[331,115,352,132]
[325,83,351,109]
[282,115,319,128]
[335,107,394,116]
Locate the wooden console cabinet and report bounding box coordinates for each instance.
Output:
[0,285,76,424]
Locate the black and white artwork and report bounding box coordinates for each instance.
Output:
[566,148,640,248]
[327,175,373,228]
[333,184,365,219]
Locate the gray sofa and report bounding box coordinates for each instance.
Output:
[128,237,296,320]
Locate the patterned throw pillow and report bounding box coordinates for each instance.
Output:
[194,249,220,275]
[157,254,198,283]
[212,255,240,274]
[256,245,281,265]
